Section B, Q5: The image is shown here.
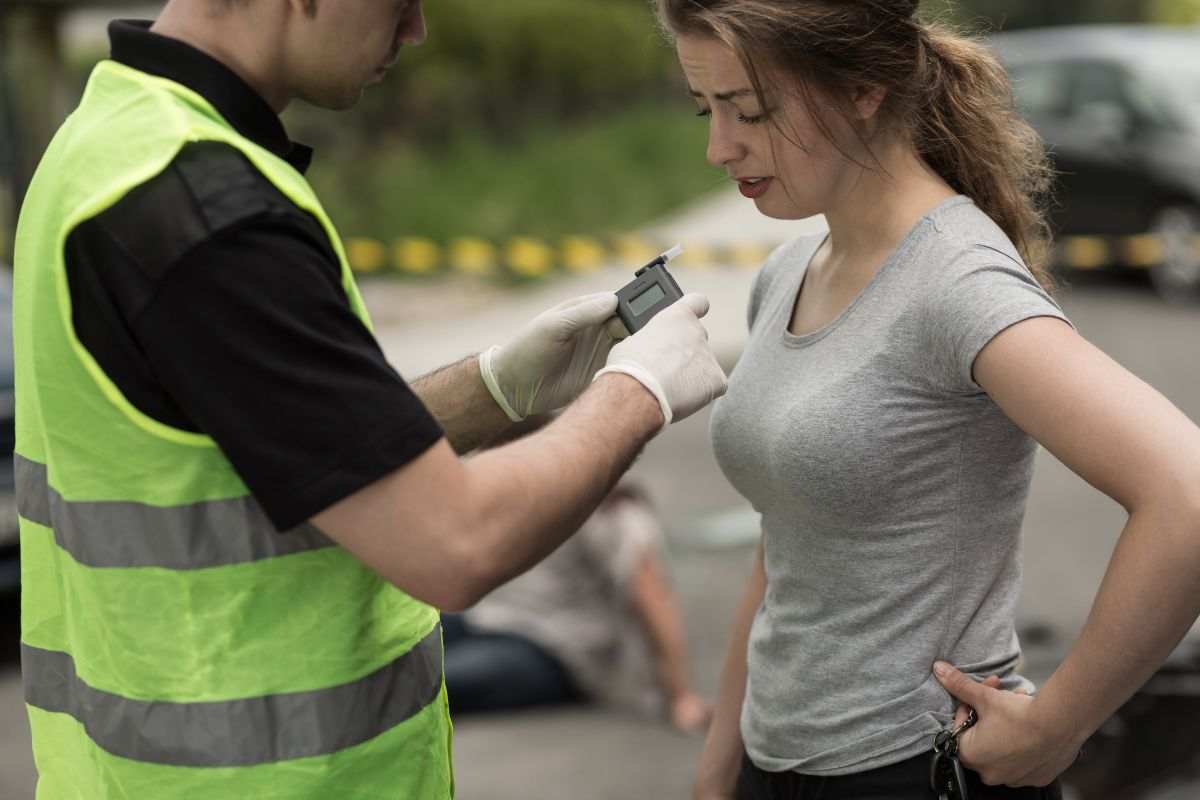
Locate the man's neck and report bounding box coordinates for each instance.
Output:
[151,2,290,113]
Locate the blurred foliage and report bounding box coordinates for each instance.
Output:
[282,0,714,245]
[924,0,1194,29]
[307,102,719,243]
[284,0,682,154]
[1146,0,1200,23]
[7,0,1197,258]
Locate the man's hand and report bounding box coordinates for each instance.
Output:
[480,292,625,421]
[934,661,1083,788]
[595,294,727,428]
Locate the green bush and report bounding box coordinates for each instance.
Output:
[286,0,683,151]
[308,102,722,244]
[283,0,715,248]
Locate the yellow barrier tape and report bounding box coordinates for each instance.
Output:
[339,233,1189,276]
[676,243,717,271]
[1120,235,1163,269]
[561,237,607,274]
[449,237,497,276]
[728,242,772,269]
[345,238,388,273]
[612,236,660,268]
[1060,237,1110,271]
[506,237,555,278]
[395,237,441,274]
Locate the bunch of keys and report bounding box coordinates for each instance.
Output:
[930,707,978,800]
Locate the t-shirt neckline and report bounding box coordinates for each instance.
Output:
[779,195,971,348]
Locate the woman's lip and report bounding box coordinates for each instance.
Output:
[738,177,773,199]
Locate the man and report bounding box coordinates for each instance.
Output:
[12,1,726,797]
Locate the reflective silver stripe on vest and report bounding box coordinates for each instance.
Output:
[14,455,334,568]
[22,624,443,767]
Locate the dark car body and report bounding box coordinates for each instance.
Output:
[990,26,1200,300]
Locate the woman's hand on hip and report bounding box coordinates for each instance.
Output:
[934,661,1081,788]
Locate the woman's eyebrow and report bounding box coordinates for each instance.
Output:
[687,87,756,101]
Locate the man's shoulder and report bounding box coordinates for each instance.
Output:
[84,140,312,277]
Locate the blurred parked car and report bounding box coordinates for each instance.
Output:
[0,265,14,594]
[991,25,1200,302]
[1063,633,1200,799]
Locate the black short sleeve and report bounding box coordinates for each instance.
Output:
[134,223,445,531]
[64,141,444,531]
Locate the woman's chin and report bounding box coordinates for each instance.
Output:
[753,197,818,221]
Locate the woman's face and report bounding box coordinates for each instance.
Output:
[675,34,859,220]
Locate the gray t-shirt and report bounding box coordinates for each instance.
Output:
[710,196,1073,776]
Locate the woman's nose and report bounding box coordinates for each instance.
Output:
[706,117,742,169]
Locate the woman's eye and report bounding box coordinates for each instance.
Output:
[737,112,767,125]
[695,108,712,118]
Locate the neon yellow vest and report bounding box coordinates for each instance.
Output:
[14,59,452,799]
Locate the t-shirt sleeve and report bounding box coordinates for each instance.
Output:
[132,220,445,532]
[923,245,1074,394]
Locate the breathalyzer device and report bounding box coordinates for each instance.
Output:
[616,244,685,333]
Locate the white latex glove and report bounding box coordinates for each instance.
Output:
[593,294,727,429]
[480,292,626,421]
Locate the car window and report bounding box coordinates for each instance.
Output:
[1067,61,1129,111]
[1066,59,1188,134]
[1127,67,1192,131]
[1059,60,1156,140]
[1008,62,1072,120]
[1139,57,1200,132]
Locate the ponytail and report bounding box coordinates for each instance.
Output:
[915,24,1056,286]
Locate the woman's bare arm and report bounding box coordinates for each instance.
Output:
[934,316,1200,787]
[694,541,767,799]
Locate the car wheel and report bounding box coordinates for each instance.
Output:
[1149,205,1200,304]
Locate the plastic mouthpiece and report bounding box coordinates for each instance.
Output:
[660,244,684,263]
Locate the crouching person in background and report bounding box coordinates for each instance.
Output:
[445,417,712,734]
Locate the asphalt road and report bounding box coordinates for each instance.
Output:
[0,270,1197,798]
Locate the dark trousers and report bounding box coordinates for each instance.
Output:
[441,614,579,714]
[736,751,1064,800]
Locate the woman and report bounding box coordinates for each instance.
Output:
[654,1,1200,798]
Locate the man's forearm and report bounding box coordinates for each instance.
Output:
[1033,501,1200,747]
[412,355,512,454]
[460,373,662,592]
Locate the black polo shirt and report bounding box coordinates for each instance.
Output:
[64,20,444,531]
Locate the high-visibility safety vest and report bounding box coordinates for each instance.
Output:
[13,59,453,799]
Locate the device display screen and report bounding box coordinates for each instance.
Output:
[630,284,666,316]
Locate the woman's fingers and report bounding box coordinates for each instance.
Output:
[953,674,1004,727]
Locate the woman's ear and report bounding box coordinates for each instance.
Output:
[851,85,888,121]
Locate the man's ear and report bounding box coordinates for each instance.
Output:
[851,85,887,121]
